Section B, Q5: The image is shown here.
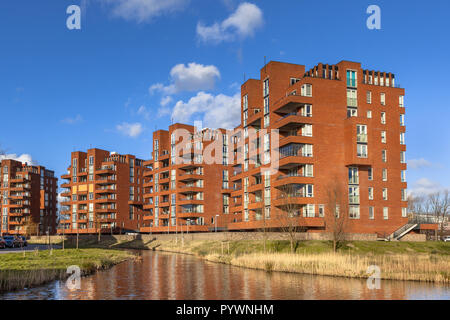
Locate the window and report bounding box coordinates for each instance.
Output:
[290,78,300,86]
[368,187,374,200]
[383,207,389,220]
[303,124,313,137]
[347,89,357,107]
[400,151,406,164]
[263,78,269,97]
[402,207,407,217]
[357,144,368,158]
[301,84,312,97]
[400,132,405,145]
[318,205,325,218]
[401,170,406,182]
[382,168,387,181]
[264,96,269,114]
[382,188,388,200]
[368,167,373,180]
[400,114,405,126]
[367,91,372,104]
[348,167,359,184]
[357,125,367,143]
[349,186,360,204]
[264,114,270,128]
[305,164,314,177]
[349,205,360,219]
[369,206,374,219]
[399,95,404,107]
[346,70,357,87]
[381,131,386,143]
[347,107,358,118]
[402,189,407,201]
[367,110,372,118]
[243,94,248,111]
[381,112,386,124]
[300,105,312,117]
[382,150,387,162]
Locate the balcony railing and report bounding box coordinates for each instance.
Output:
[357,134,368,143]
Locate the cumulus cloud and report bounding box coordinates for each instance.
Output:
[150,63,221,95]
[0,154,36,165]
[408,178,448,196]
[61,114,83,125]
[100,0,188,23]
[408,158,432,169]
[170,91,241,129]
[116,122,144,137]
[197,2,264,43]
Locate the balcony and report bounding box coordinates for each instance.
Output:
[96,177,116,185]
[279,135,312,147]
[96,197,116,203]
[178,172,203,182]
[273,175,313,187]
[273,112,313,130]
[272,93,313,114]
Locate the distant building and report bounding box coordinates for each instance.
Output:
[0,159,57,235]
[58,149,147,234]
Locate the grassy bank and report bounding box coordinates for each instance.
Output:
[0,249,134,292]
[50,236,450,283]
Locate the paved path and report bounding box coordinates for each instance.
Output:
[0,244,62,254]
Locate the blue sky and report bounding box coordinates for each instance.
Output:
[0,0,449,195]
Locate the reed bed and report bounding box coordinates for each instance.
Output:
[226,252,450,283]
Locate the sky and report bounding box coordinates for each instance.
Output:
[0,0,449,195]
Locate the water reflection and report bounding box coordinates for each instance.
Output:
[1,251,449,300]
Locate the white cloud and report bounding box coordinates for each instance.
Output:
[160,96,173,107]
[100,0,188,23]
[408,178,447,196]
[197,2,264,43]
[408,158,432,169]
[61,114,83,124]
[116,122,144,137]
[150,62,221,95]
[0,154,36,165]
[170,91,241,129]
[137,105,151,120]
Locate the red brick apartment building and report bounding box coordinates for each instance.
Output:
[58,149,147,234]
[0,159,57,235]
[58,59,416,238]
[226,60,409,236]
[141,123,234,233]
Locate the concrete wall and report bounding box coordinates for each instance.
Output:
[399,233,427,242]
[30,231,380,243]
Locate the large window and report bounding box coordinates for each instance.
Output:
[301,84,312,97]
[348,167,359,184]
[346,70,357,87]
[357,144,368,158]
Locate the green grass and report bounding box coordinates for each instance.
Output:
[0,248,134,292]
[153,239,450,257]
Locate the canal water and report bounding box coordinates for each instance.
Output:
[1,251,449,300]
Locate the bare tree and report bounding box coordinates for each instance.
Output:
[325,182,348,252]
[274,184,307,253]
[429,191,450,240]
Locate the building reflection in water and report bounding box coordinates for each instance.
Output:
[1,251,449,300]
